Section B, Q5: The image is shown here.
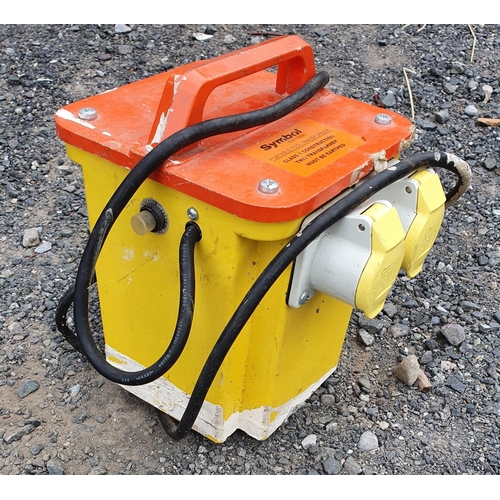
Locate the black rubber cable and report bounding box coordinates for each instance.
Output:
[159,151,470,440]
[57,71,331,386]
[58,222,201,382]
[55,282,83,353]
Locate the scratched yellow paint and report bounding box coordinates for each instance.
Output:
[68,145,353,428]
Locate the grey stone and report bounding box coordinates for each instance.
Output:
[381,91,396,108]
[47,460,65,475]
[320,394,336,406]
[389,323,410,338]
[483,157,497,171]
[30,444,44,455]
[34,241,52,254]
[301,434,317,450]
[224,35,236,44]
[467,80,479,90]
[358,430,378,452]
[394,355,421,385]
[402,299,418,308]
[441,323,466,346]
[72,414,87,424]
[460,301,481,312]
[383,302,398,318]
[419,351,433,365]
[443,82,458,94]
[416,119,437,131]
[32,458,45,468]
[22,227,40,248]
[343,456,362,474]
[464,105,478,117]
[481,84,493,102]
[445,375,467,394]
[8,322,22,335]
[17,380,40,398]
[114,24,132,34]
[204,25,217,35]
[69,384,81,397]
[90,466,108,475]
[451,62,465,74]
[3,424,35,444]
[434,109,450,124]
[358,316,385,334]
[117,45,133,55]
[323,456,341,474]
[358,377,371,393]
[358,329,374,346]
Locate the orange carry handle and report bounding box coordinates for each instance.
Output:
[148,35,317,145]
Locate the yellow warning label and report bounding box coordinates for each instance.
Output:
[243,119,365,177]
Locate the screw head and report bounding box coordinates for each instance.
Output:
[78,107,98,121]
[374,113,392,125]
[299,290,311,305]
[258,179,279,194]
[187,207,199,221]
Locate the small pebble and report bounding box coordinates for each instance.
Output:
[464,105,478,117]
[358,431,379,452]
[301,434,317,450]
[441,323,466,346]
[443,82,458,94]
[323,456,341,474]
[343,456,362,474]
[22,228,40,248]
[358,329,374,346]
[394,355,421,385]
[30,444,44,456]
[34,241,52,254]
[114,24,132,34]
[434,109,450,124]
[17,380,40,398]
[47,460,65,475]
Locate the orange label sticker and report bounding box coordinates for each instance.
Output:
[243,119,365,177]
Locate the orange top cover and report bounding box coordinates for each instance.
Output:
[55,35,414,223]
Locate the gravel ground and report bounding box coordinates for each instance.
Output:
[1,24,500,476]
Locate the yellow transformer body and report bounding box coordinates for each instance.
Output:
[54,36,444,442]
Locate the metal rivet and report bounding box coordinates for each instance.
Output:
[78,107,98,121]
[299,290,311,305]
[405,186,413,194]
[187,207,199,221]
[374,113,392,125]
[258,179,279,194]
[358,224,366,232]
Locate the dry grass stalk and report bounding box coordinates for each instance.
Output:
[403,67,417,122]
[469,24,477,63]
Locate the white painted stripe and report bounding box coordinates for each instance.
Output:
[105,345,337,442]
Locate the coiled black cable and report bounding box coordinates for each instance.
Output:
[56,71,331,386]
